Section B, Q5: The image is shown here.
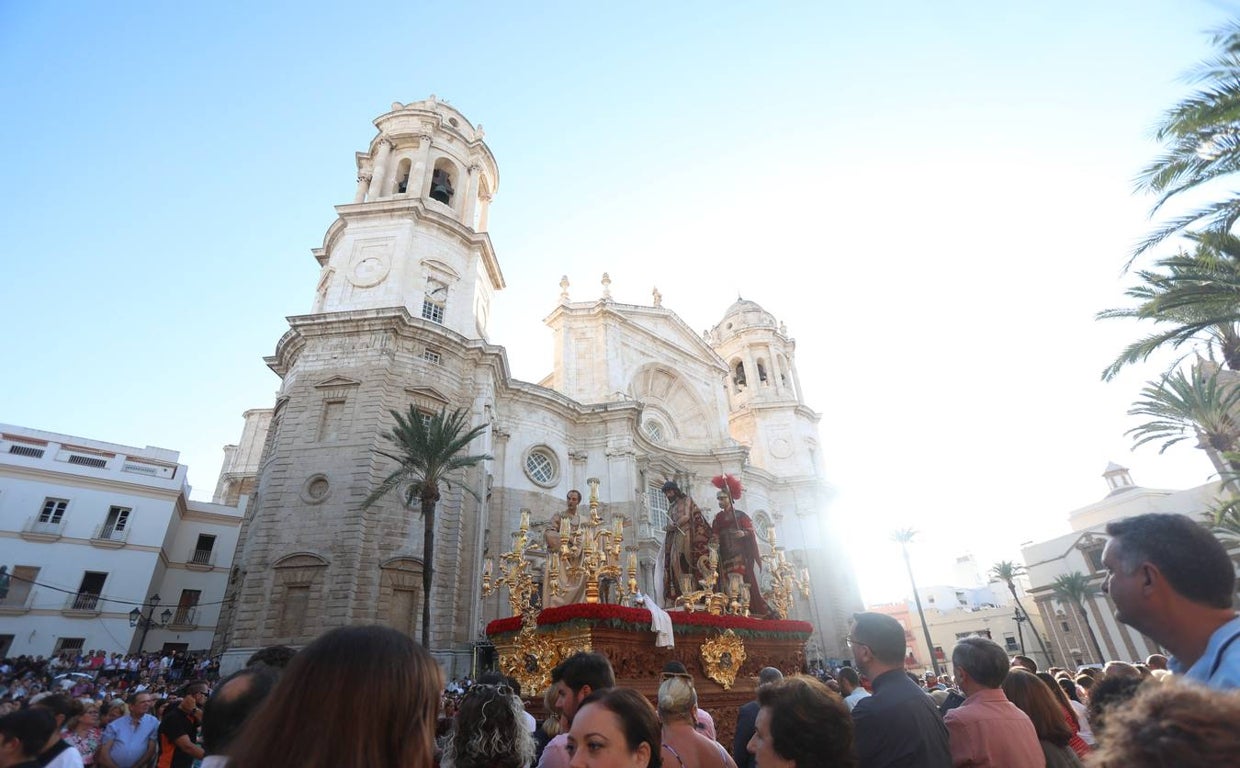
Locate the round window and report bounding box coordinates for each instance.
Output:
[523,447,559,487]
[644,419,665,443]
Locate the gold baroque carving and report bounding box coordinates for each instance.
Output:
[700,630,747,690]
[498,626,591,698]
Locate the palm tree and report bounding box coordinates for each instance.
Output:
[1132,23,1240,262]
[1051,572,1106,665]
[1126,366,1240,477]
[988,561,1053,666]
[892,528,940,676]
[362,407,490,648]
[1100,232,1240,380]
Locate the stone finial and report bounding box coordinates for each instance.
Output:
[476,123,485,137]
[652,286,662,307]
[392,102,404,111]
[559,275,570,303]
[779,321,787,335]
[601,273,612,300]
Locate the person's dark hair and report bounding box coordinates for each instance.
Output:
[661,660,688,675]
[1105,513,1236,608]
[0,708,56,758]
[442,683,535,768]
[850,612,906,664]
[245,645,297,670]
[181,680,209,697]
[952,637,1009,688]
[32,692,83,724]
[756,676,856,768]
[577,688,661,768]
[1090,681,1240,767]
[661,481,682,499]
[554,652,615,694]
[1085,675,1144,739]
[125,691,149,706]
[1010,655,1038,673]
[1057,677,1080,703]
[757,666,784,686]
[202,665,278,756]
[1001,669,1073,747]
[836,667,860,687]
[226,626,442,768]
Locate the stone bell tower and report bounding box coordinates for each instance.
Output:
[312,96,504,339]
[217,98,504,673]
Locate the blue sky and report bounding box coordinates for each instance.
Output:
[3,1,1237,602]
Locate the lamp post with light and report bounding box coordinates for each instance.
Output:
[129,594,172,654]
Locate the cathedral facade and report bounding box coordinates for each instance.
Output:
[213,98,862,674]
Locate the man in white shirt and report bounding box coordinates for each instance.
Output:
[838,666,870,711]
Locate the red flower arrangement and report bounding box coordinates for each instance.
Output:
[485,603,811,639]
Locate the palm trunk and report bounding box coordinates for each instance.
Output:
[1008,584,1053,666]
[902,544,941,676]
[422,494,437,649]
[1079,604,1105,664]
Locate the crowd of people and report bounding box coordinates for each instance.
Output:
[0,512,1236,767]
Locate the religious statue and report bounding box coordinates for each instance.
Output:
[710,474,771,618]
[543,489,589,607]
[660,480,712,608]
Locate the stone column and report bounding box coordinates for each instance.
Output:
[462,163,481,227]
[367,137,395,200]
[767,343,782,393]
[353,171,372,204]
[477,193,493,232]
[410,133,434,199]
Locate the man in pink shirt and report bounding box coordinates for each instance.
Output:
[944,637,1042,768]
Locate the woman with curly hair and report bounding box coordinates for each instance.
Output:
[441,682,535,768]
[1090,682,1240,767]
[748,675,855,768]
[1001,670,1082,768]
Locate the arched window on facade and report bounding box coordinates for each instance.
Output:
[757,359,769,385]
[732,360,747,390]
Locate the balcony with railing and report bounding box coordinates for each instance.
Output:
[62,592,103,616]
[0,589,37,615]
[186,548,217,571]
[90,523,130,548]
[21,516,65,541]
[168,606,198,629]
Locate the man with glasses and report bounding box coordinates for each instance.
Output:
[97,692,158,768]
[157,682,208,768]
[848,612,951,768]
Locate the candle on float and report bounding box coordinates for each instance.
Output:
[709,544,719,567]
[560,516,571,540]
[801,568,810,583]
[520,509,530,531]
[614,518,623,539]
[628,552,638,573]
[484,558,493,577]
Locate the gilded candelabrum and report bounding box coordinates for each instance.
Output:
[675,544,730,615]
[481,508,540,626]
[547,478,638,606]
[760,523,811,620]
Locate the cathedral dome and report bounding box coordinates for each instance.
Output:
[714,297,777,341]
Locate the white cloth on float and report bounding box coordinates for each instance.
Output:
[638,592,675,648]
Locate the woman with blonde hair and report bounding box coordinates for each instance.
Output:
[64,698,103,764]
[227,625,442,768]
[657,677,734,768]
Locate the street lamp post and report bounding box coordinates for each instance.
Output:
[129,594,173,654]
[1013,606,1028,657]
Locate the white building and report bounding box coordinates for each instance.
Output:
[1021,463,1223,667]
[213,97,864,674]
[0,425,244,658]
